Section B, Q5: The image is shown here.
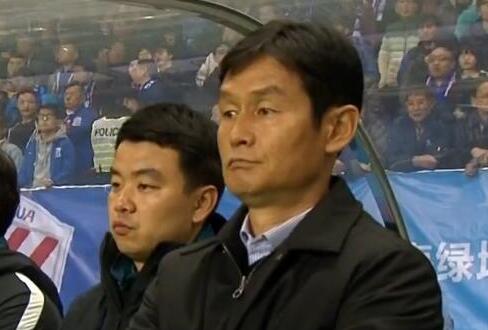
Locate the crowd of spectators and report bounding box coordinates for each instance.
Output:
[1,0,488,188]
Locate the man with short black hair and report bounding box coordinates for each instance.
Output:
[62,103,226,330]
[129,20,443,330]
[0,150,63,329]
[8,88,39,151]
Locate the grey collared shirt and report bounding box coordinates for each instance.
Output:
[239,208,312,265]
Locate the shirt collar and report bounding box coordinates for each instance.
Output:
[239,207,313,251]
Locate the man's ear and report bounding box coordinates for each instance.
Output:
[191,185,219,226]
[321,105,360,155]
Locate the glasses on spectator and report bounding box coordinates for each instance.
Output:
[426,55,452,64]
[37,114,56,121]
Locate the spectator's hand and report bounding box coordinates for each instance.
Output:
[465,160,479,177]
[39,178,53,187]
[412,155,438,169]
[471,147,488,159]
[123,97,140,113]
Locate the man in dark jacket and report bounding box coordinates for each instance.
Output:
[61,103,226,330]
[0,150,63,329]
[129,21,443,329]
[387,86,453,171]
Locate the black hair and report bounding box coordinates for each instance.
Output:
[65,81,84,92]
[220,20,364,124]
[17,87,38,101]
[40,103,64,119]
[400,84,435,103]
[418,14,441,27]
[0,150,19,236]
[115,103,224,201]
[429,34,459,58]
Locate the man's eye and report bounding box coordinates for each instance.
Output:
[138,183,157,191]
[221,110,237,119]
[257,107,276,116]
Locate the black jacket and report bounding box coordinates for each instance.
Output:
[454,110,488,167]
[128,178,443,330]
[0,242,63,330]
[387,113,454,171]
[62,213,226,330]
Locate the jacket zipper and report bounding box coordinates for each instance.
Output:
[222,244,260,300]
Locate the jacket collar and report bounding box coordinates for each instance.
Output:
[218,177,363,259]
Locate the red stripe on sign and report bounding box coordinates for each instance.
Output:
[7,228,30,250]
[30,237,58,267]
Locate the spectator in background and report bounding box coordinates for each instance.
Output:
[49,42,82,97]
[16,33,54,76]
[397,15,441,86]
[19,103,75,188]
[458,42,487,80]
[452,42,488,114]
[378,0,420,88]
[126,59,174,112]
[333,14,379,86]
[455,0,481,38]
[195,43,230,88]
[425,38,460,120]
[438,0,473,32]
[387,86,452,171]
[138,48,153,61]
[463,0,488,70]
[0,150,63,329]
[91,105,129,176]
[8,88,38,151]
[6,53,28,78]
[61,104,226,330]
[455,78,488,175]
[0,115,22,170]
[63,82,97,174]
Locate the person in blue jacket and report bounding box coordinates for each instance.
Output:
[63,81,97,174]
[19,103,75,188]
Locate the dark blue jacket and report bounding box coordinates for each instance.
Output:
[19,133,76,187]
[387,113,453,171]
[138,78,178,107]
[65,106,97,173]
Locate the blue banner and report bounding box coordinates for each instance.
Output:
[9,172,487,329]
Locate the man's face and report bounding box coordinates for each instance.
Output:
[64,85,83,110]
[395,0,418,18]
[109,141,197,262]
[418,22,438,42]
[128,60,147,82]
[459,50,477,71]
[473,82,488,115]
[427,47,455,79]
[218,56,330,203]
[7,57,26,77]
[406,93,433,123]
[108,41,126,65]
[17,93,38,120]
[37,108,59,134]
[57,44,78,65]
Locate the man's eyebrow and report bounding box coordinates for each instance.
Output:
[132,168,163,180]
[110,168,163,180]
[219,85,285,100]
